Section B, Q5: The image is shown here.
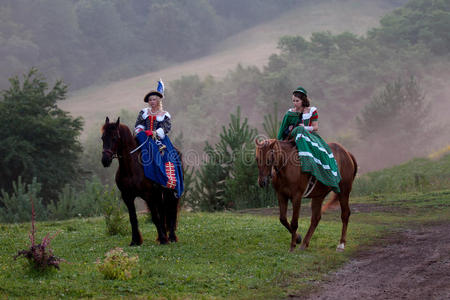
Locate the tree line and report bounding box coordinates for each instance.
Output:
[0,0,307,90]
[168,0,449,168]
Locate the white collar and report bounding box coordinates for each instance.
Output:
[141,108,171,121]
[302,107,317,119]
[287,106,317,119]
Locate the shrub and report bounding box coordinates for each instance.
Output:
[47,176,108,220]
[14,197,63,272]
[101,188,129,236]
[0,177,47,223]
[96,248,138,280]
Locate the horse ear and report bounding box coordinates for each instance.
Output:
[105,116,110,124]
[116,117,120,126]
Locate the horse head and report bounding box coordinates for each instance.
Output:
[101,116,121,167]
[255,138,278,187]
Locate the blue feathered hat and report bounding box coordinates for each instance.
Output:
[144,79,165,102]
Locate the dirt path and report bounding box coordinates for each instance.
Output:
[239,205,450,299]
[291,223,450,300]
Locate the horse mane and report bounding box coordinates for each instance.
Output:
[118,124,137,147]
[101,121,137,148]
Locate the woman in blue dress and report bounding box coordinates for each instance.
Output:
[134,80,184,198]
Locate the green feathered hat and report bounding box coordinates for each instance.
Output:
[293,86,307,96]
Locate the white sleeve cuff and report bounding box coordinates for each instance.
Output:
[135,125,145,134]
[156,128,165,139]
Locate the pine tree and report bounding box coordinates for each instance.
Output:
[191,107,258,211]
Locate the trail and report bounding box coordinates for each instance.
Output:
[240,205,450,299]
[293,223,450,300]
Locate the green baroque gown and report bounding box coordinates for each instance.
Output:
[277,107,341,193]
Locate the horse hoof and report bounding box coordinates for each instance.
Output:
[158,238,169,245]
[336,243,345,252]
[299,244,307,251]
[129,241,142,246]
[296,234,302,244]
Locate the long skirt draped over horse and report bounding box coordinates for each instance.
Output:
[278,107,341,193]
[291,126,341,193]
[136,131,184,198]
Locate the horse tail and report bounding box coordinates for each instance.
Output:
[349,151,358,179]
[322,148,358,213]
[322,192,339,213]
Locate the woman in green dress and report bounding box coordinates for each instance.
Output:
[277,86,341,192]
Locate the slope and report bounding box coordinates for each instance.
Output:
[60,0,403,135]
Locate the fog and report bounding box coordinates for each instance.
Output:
[2,0,448,174]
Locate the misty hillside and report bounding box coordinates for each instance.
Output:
[0,0,314,90]
[66,0,450,174]
[60,0,403,133]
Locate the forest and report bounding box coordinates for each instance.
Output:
[0,0,309,90]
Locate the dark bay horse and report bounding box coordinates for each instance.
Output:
[101,117,180,246]
[255,139,357,252]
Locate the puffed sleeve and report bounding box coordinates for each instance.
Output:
[311,110,318,122]
[159,115,172,134]
[134,110,146,134]
[277,113,289,140]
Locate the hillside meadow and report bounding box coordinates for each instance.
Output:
[1,187,449,299]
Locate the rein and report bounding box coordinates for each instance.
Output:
[103,134,149,160]
[130,136,149,154]
[102,148,121,160]
[271,141,285,176]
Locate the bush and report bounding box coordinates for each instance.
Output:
[47,176,108,220]
[101,188,129,236]
[96,248,138,280]
[0,177,47,223]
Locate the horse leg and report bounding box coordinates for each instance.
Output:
[123,195,143,246]
[278,193,292,233]
[164,190,179,243]
[300,197,324,250]
[337,193,351,252]
[148,192,169,245]
[289,195,303,252]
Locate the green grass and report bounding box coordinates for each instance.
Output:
[353,153,450,195]
[1,188,449,299]
[1,211,379,299]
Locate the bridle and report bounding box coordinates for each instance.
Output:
[102,148,119,160]
[258,143,282,183]
[102,128,122,160]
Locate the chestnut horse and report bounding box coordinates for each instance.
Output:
[101,117,180,246]
[255,139,357,252]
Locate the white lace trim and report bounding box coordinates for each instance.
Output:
[287,107,317,120]
[301,107,317,120]
[141,108,171,121]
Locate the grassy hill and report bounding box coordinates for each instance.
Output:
[60,0,402,136]
[1,188,449,298]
